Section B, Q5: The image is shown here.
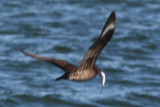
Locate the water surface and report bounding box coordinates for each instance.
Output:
[0,0,160,107]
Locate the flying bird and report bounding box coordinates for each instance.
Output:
[21,11,116,88]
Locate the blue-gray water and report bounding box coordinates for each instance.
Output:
[0,0,160,107]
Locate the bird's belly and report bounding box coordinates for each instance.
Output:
[69,71,96,81]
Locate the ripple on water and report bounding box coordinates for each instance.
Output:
[96,98,141,107]
[53,46,74,53]
[0,94,96,107]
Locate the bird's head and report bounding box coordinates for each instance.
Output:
[99,71,106,89]
[96,67,106,89]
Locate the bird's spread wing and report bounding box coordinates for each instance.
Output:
[21,50,78,72]
[80,11,116,69]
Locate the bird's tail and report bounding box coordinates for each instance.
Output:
[55,73,69,81]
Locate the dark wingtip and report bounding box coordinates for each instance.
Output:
[111,11,116,18]
[19,49,37,59]
[99,11,116,39]
[19,49,28,55]
[18,48,25,54]
[109,11,116,26]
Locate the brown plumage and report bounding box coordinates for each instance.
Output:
[21,11,116,88]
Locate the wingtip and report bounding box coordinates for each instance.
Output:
[19,49,32,57]
[100,11,116,39]
[111,11,116,16]
[19,49,26,54]
[109,11,116,25]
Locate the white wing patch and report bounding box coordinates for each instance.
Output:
[101,22,115,38]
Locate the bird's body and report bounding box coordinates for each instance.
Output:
[21,11,116,88]
[69,67,99,81]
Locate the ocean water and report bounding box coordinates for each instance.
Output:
[0,0,160,107]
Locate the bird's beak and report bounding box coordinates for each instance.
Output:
[100,71,106,89]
